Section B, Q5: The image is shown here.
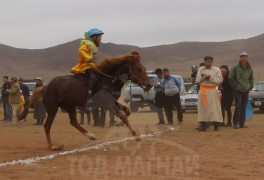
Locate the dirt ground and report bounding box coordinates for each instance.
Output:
[0,106,264,180]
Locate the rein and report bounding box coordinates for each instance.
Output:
[93,65,122,82]
[93,64,145,86]
[128,64,145,84]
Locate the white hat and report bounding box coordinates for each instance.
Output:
[35,77,42,81]
[240,51,248,57]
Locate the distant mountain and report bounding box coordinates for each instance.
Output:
[1,33,264,82]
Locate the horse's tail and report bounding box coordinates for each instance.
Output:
[17,86,44,120]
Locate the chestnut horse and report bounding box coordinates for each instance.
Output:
[18,50,152,150]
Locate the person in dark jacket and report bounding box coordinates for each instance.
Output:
[191,65,198,85]
[153,68,165,124]
[18,78,29,105]
[228,52,254,129]
[219,65,234,127]
[77,106,91,125]
[1,76,12,123]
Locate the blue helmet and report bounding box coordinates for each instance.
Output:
[88,28,104,37]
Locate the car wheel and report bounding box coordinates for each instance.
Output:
[130,103,138,112]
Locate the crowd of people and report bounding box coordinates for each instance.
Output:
[153,68,183,125]
[1,75,114,127]
[0,27,254,131]
[1,76,46,126]
[152,51,254,131]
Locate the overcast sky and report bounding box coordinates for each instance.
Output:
[0,0,264,49]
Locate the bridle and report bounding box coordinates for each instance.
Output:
[128,64,145,87]
[92,62,146,88]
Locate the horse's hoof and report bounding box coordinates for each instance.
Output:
[50,145,63,151]
[86,133,96,140]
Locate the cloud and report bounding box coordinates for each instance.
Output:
[0,0,264,49]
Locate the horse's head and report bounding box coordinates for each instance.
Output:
[94,50,153,91]
[127,50,153,91]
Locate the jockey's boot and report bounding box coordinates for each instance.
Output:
[87,74,97,104]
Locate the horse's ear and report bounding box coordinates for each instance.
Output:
[129,50,141,62]
[130,50,139,56]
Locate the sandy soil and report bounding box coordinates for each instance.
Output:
[0,106,263,180]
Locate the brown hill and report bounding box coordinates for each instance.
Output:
[0,33,264,82]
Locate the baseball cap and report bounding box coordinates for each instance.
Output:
[240,51,248,57]
[35,77,42,81]
[204,56,213,60]
[18,77,24,81]
[163,68,169,72]
[11,77,17,81]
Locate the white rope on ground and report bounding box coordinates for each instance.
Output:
[0,131,163,168]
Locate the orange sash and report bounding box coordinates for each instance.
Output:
[200,86,216,108]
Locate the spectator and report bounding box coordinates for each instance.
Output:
[228,52,254,129]
[196,62,205,92]
[195,56,223,132]
[161,68,183,125]
[153,68,165,124]
[18,91,25,112]
[219,65,234,127]
[191,65,198,85]
[1,76,12,123]
[93,108,115,127]
[6,77,20,125]
[195,62,210,130]
[109,110,115,127]
[92,107,106,127]
[17,91,25,123]
[18,77,30,105]
[33,77,46,126]
[78,106,91,125]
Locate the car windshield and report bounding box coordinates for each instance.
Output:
[254,83,264,91]
[188,85,198,94]
[25,83,36,91]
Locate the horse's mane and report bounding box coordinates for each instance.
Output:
[92,50,140,76]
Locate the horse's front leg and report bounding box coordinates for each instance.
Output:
[114,105,136,136]
[116,102,131,118]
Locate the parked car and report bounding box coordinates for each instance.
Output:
[184,82,193,93]
[181,85,198,112]
[187,84,198,94]
[249,81,264,110]
[124,73,156,112]
[124,73,185,112]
